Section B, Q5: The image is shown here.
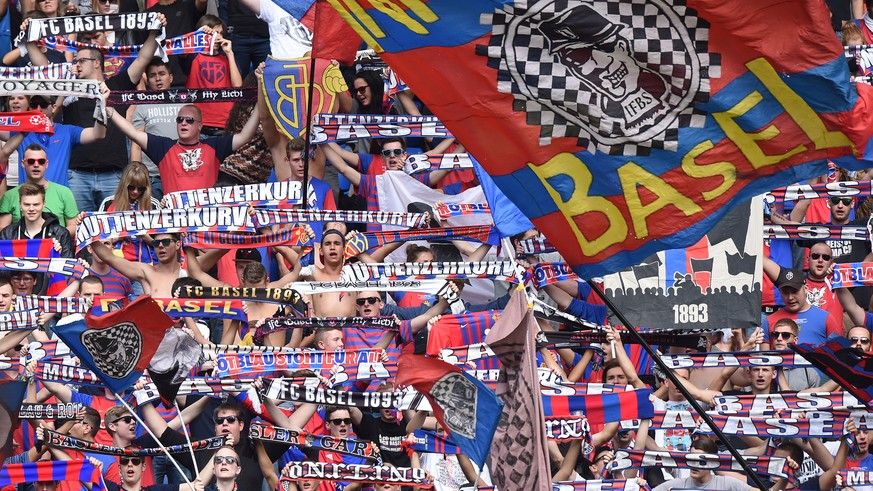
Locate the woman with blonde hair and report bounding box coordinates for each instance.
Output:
[99,163,159,289]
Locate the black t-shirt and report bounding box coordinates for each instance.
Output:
[354,413,411,467]
[226,0,267,38]
[63,71,137,171]
[144,0,204,86]
[160,428,278,491]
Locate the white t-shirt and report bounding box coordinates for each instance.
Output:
[258,0,313,59]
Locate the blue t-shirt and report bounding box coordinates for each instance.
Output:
[18,123,84,187]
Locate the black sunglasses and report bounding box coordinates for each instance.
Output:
[809,253,832,261]
[851,336,871,344]
[153,238,176,248]
[127,185,147,194]
[830,197,853,206]
[771,331,794,340]
[381,148,403,157]
[119,457,142,466]
[215,415,239,425]
[329,417,352,426]
[354,86,368,94]
[25,158,46,166]
[213,455,238,465]
[356,297,379,306]
[29,100,49,109]
[112,415,135,424]
[175,116,197,124]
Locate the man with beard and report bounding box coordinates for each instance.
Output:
[764,241,844,327]
[795,195,873,308]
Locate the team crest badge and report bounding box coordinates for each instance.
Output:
[429,373,477,439]
[80,322,142,379]
[480,0,719,155]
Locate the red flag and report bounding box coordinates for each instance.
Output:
[396,352,502,468]
[55,296,174,394]
[304,0,361,65]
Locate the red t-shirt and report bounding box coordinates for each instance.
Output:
[145,135,233,194]
[185,53,235,128]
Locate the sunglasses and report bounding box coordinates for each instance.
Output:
[215,415,239,425]
[809,253,832,261]
[771,331,795,340]
[329,417,352,426]
[830,197,853,206]
[381,148,403,157]
[119,457,142,466]
[176,116,197,124]
[353,86,368,94]
[851,336,872,344]
[127,185,147,194]
[153,238,176,248]
[25,158,46,166]
[112,415,135,424]
[213,455,238,465]
[28,100,49,109]
[356,297,379,306]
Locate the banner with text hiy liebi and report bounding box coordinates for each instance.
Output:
[326,0,873,278]
[262,56,347,140]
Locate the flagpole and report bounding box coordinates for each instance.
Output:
[301,2,322,212]
[583,281,771,491]
[115,395,198,491]
[175,400,201,478]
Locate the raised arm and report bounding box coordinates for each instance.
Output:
[837,286,867,327]
[127,14,167,83]
[90,238,149,282]
[107,106,148,149]
[231,105,260,151]
[321,141,362,187]
[183,246,228,288]
[604,326,646,389]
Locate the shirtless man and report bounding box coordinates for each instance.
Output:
[310,229,358,317]
[90,233,182,297]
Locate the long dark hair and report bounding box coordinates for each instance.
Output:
[225,72,258,133]
[354,70,386,114]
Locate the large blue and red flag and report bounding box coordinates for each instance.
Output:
[53,296,174,394]
[396,351,502,469]
[0,239,67,295]
[326,0,873,277]
[791,336,873,403]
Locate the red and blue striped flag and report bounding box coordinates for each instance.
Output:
[0,240,67,295]
[0,461,105,491]
[543,388,654,426]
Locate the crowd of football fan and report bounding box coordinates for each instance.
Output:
[0,0,872,490]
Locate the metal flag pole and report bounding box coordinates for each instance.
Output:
[175,400,201,477]
[584,280,771,491]
[115,395,198,491]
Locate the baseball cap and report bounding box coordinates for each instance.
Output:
[776,268,805,290]
[235,248,261,262]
